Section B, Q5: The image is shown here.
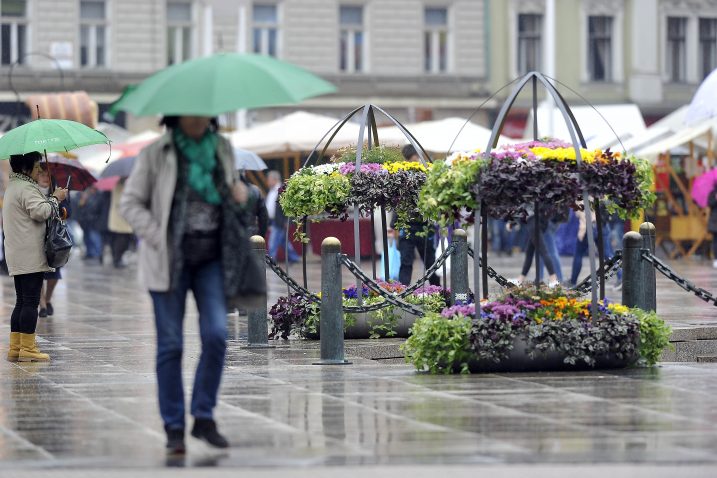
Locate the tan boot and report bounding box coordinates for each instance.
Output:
[6,332,20,362]
[18,333,50,362]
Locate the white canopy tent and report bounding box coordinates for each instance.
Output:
[631,118,717,163]
[525,104,646,150]
[377,117,514,156]
[229,111,362,155]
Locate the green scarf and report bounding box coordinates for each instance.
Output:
[173,129,222,205]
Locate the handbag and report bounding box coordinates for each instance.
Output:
[379,237,401,281]
[221,199,267,309]
[45,200,74,268]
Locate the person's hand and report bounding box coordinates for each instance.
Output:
[52,187,68,202]
[387,228,397,238]
[232,181,248,205]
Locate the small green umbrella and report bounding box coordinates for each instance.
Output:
[0,119,110,159]
[113,53,337,116]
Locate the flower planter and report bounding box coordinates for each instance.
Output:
[461,335,637,373]
[344,308,419,339]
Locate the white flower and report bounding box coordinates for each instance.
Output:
[312,162,343,174]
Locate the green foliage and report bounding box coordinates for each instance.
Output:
[417,158,485,227]
[338,145,405,164]
[278,168,350,241]
[401,313,473,374]
[403,293,447,314]
[602,155,657,219]
[633,308,672,366]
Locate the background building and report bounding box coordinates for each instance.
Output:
[0,0,714,134]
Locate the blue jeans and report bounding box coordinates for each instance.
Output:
[150,259,227,430]
[539,222,563,282]
[82,228,102,258]
[268,225,300,262]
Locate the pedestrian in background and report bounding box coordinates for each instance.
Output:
[240,171,268,237]
[266,170,300,262]
[121,115,248,455]
[708,183,717,269]
[77,186,104,263]
[390,145,440,287]
[108,180,134,268]
[3,152,67,362]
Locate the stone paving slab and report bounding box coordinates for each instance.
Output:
[0,253,717,473]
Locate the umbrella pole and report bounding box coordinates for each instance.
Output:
[43,148,55,194]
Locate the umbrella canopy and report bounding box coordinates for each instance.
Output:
[691,168,717,208]
[112,53,336,116]
[94,176,121,192]
[44,154,96,191]
[0,119,110,159]
[100,156,136,179]
[686,68,717,125]
[234,148,267,170]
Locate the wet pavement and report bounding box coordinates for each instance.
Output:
[0,252,716,475]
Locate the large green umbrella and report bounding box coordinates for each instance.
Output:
[0,119,110,159]
[112,53,337,116]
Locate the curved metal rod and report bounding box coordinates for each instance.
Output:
[480,71,599,314]
[446,76,522,155]
[303,105,364,168]
[371,104,432,164]
[543,74,627,152]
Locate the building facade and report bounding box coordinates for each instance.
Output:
[0,0,715,132]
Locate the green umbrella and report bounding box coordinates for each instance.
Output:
[113,53,337,116]
[0,119,110,159]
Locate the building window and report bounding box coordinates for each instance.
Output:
[80,1,107,68]
[0,0,27,65]
[517,13,542,76]
[167,1,193,65]
[253,4,278,57]
[339,5,364,73]
[587,15,613,82]
[666,17,687,83]
[700,18,717,80]
[424,7,448,73]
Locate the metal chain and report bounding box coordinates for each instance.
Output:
[340,255,425,315]
[572,252,623,294]
[467,245,622,293]
[399,242,456,296]
[641,251,717,306]
[466,245,520,288]
[264,255,321,303]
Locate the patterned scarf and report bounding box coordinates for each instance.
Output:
[172,128,222,205]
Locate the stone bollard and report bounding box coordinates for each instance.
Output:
[450,229,470,305]
[639,222,657,312]
[314,237,350,365]
[246,236,274,348]
[622,231,648,310]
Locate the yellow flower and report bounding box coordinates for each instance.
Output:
[607,303,629,314]
[382,161,428,174]
[530,146,600,164]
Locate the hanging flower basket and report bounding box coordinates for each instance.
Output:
[418,140,656,226]
[279,145,429,238]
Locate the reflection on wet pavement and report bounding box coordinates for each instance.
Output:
[0,257,716,469]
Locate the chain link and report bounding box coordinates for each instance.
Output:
[264,255,321,302]
[340,255,426,315]
[641,251,717,306]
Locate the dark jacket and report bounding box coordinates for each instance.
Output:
[243,179,268,237]
[708,184,717,233]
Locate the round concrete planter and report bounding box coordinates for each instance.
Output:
[462,336,637,373]
[306,309,420,340]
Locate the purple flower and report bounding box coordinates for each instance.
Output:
[338,163,386,175]
[441,303,476,318]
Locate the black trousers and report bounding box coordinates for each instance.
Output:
[11,272,44,334]
[398,234,440,287]
[112,233,133,265]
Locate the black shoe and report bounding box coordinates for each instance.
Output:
[46,303,54,317]
[191,419,229,448]
[39,308,48,318]
[165,427,186,455]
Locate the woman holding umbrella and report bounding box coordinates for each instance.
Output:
[3,152,68,362]
[120,116,248,454]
